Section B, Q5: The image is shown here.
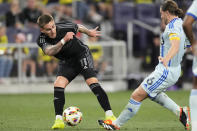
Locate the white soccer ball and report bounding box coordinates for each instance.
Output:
[63,106,82,126]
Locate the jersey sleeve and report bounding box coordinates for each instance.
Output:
[37,35,51,53]
[167,23,181,41]
[64,21,78,34]
[186,0,197,21]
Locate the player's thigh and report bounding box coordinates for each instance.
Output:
[79,50,95,70]
[78,50,97,82]
[131,85,148,102]
[56,61,79,87]
[141,67,171,98]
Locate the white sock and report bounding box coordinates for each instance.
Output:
[114,98,141,127]
[56,115,63,120]
[190,89,197,131]
[105,110,113,117]
[151,92,180,116]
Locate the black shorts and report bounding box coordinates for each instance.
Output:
[57,50,97,82]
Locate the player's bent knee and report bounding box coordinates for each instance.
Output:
[131,86,148,102]
[54,76,69,88]
[85,77,98,86]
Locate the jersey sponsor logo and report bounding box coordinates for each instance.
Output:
[40,37,45,43]
[83,65,88,69]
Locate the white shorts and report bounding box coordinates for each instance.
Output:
[192,56,197,76]
[141,63,181,98]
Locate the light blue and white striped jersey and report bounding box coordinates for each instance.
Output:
[186,0,197,21]
[161,18,186,67]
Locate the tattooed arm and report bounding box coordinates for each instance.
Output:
[77,24,101,37]
[44,32,75,56]
[44,42,64,56]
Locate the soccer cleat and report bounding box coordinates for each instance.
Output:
[179,107,191,130]
[98,120,120,130]
[105,115,117,121]
[51,118,65,129]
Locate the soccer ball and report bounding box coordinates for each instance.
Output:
[63,106,82,126]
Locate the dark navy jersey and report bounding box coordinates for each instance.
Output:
[37,21,88,60]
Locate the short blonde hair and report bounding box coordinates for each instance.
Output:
[37,14,54,28]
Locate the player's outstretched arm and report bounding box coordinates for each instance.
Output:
[44,42,64,56]
[183,15,197,55]
[183,15,195,45]
[77,24,101,37]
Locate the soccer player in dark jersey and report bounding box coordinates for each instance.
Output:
[36,14,116,129]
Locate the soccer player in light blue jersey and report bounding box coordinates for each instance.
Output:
[98,0,191,130]
[183,0,197,130]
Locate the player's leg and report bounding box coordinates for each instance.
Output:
[151,92,180,116]
[149,66,190,130]
[116,86,147,127]
[98,66,178,130]
[108,68,169,129]
[98,85,147,130]
[79,50,116,120]
[52,62,78,129]
[51,76,68,129]
[150,92,190,129]
[53,76,69,119]
[190,77,197,131]
[85,77,116,120]
[191,57,197,131]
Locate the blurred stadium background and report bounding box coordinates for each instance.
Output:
[0,0,196,93]
[0,0,195,130]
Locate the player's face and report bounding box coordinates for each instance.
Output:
[41,20,57,38]
[160,8,168,25]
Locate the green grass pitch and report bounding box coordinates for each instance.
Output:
[0,90,190,131]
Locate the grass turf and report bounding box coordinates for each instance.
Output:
[0,90,190,131]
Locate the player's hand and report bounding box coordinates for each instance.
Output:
[88,26,101,37]
[191,40,197,56]
[158,56,168,68]
[64,32,75,42]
